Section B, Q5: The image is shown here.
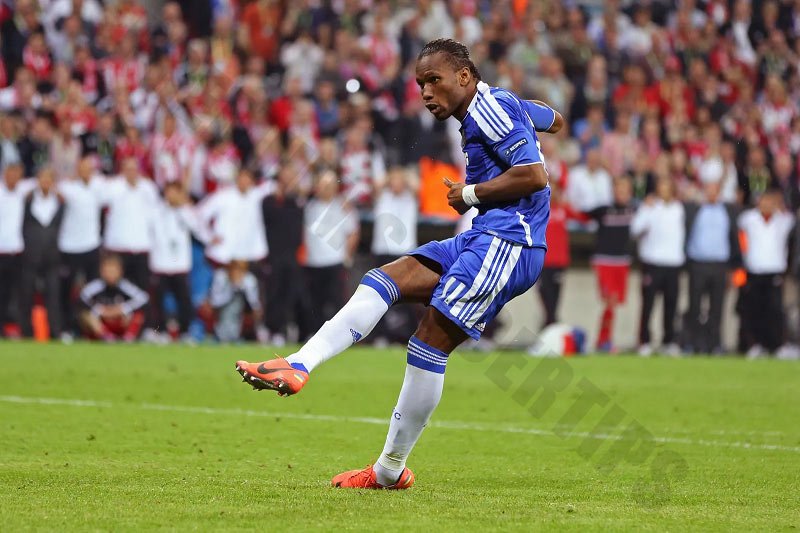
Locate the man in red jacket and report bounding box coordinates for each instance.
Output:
[539,181,584,327]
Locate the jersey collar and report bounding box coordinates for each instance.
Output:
[462,81,490,123]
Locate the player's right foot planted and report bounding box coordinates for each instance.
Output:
[235,357,308,396]
[331,465,415,490]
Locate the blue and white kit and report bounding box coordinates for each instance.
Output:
[411,81,552,339]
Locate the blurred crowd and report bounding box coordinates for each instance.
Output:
[1,0,800,357]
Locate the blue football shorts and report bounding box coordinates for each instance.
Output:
[409,228,545,340]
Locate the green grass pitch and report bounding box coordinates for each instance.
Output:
[1,341,799,531]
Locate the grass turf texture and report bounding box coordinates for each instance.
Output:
[1,342,799,531]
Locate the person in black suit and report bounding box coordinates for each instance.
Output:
[683,181,742,353]
[261,162,307,344]
[19,167,64,339]
[0,0,42,80]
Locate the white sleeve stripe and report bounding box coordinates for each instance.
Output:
[482,90,514,131]
[80,279,105,305]
[474,102,506,137]
[476,97,510,136]
[469,108,503,142]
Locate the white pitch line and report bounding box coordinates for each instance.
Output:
[2,395,799,454]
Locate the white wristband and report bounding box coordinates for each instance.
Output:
[462,184,480,206]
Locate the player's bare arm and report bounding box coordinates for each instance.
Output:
[444,163,549,214]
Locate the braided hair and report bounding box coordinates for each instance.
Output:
[417,38,481,81]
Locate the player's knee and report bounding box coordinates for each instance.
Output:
[360,268,400,307]
[413,307,466,353]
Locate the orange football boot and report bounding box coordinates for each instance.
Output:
[235,357,308,396]
[331,465,415,490]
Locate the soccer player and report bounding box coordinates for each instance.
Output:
[235,39,563,489]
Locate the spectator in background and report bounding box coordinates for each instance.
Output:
[0,164,35,337]
[741,146,772,206]
[738,190,795,358]
[718,140,740,204]
[19,167,63,339]
[198,168,271,266]
[370,167,419,344]
[340,123,387,206]
[57,156,104,338]
[261,161,306,346]
[208,260,262,343]
[241,0,282,65]
[586,177,635,352]
[371,167,418,264]
[18,112,53,177]
[631,177,686,356]
[149,111,193,189]
[567,147,613,212]
[626,151,656,204]
[573,104,609,154]
[538,180,582,328]
[80,112,118,175]
[114,124,148,174]
[529,55,573,116]
[145,182,206,343]
[684,181,742,354]
[79,254,148,342]
[772,152,799,211]
[314,79,340,138]
[281,30,324,94]
[50,115,80,180]
[601,109,639,178]
[538,136,568,189]
[0,112,23,170]
[304,170,359,334]
[103,157,158,291]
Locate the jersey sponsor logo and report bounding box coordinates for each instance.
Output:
[350,328,363,343]
[504,137,528,157]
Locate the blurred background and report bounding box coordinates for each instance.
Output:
[1,0,799,357]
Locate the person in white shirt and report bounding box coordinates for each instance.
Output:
[146,182,208,341]
[57,156,105,336]
[370,167,419,344]
[0,164,37,336]
[197,168,272,266]
[19,167,65,339]
[566,147,613,212]
[738,190,795,357]
[103,157,159,291]
[630,177,686,356]
[304,170,360,333]
[371,167,418,260]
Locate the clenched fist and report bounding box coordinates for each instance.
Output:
[444,178,471,215]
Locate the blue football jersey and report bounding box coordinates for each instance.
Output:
[461,81,551,248]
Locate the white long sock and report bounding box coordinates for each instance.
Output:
[286,269,400,373]
[374,336,447,486]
